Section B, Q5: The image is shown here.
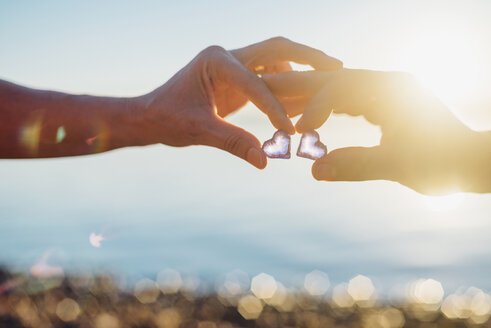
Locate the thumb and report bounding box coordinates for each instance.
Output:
[312,146,389,181]
[202,117,267,169]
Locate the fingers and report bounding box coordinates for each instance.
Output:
[202,117,267,169]
[312,146,389,182]
[263,62,292,75]
[263,71,331,98]
[263,71,340,133]
[276,61,292,73]
[214,50,295,133]
[258,37,343,70]
[265,69,390,132]
[232,37,342,71]
[295,84,336,133]
[278,96,310,117]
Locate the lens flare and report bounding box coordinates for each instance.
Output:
[89,232,105,248]
[55,126,66,143]
[85,135,98,146]
[85,122,109,152]
[19,114,43,156]
[30,252,64,279]
[0,277,24,295]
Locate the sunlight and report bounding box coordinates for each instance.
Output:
[423,193,464,212]
[400,23,486,110]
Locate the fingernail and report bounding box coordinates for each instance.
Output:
[314,163,336,180]
[247,148,265,169]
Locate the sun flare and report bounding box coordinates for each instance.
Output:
[400,23,486,111]
[422,193,465,212]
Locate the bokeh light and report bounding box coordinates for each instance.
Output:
[56,298,81,322]
[441,287,491,324]
[157,269,182,294]
[408,278,444,304]
[134,278,160,304]
[237,294,263,320]
[95,313,120,328]
[250,273,277,299]
[332,283,355,308]
[304,270,330,296]
[155,308,181,328]
[347,275,376,303]
[2,267,491,327]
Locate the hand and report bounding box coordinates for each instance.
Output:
[264,69,491,194]
[134,37,342,169]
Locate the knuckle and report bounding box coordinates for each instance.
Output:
[393,71,422,96]
[397,71,416,84]
[198,45,226,63]
[224,134,244,155]
[268,36,290,46]
[313,48,327,58]
[204,45,226,54]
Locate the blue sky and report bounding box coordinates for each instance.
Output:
[1,0,490,123]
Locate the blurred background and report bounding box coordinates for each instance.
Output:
[1,0,491,304]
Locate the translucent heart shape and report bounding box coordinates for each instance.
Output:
[262,130,291,159]
[296,130,327,160]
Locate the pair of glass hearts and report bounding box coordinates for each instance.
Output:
[262,130,327,160]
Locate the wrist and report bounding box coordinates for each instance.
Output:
[460,130,491,193]
[106,96,151,149]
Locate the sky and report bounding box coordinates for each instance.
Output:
[1,0,491,295]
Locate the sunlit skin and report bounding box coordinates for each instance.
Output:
[0,37,342,169]
[264,69,491,195]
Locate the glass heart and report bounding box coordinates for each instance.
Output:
[262,130,291,159]
[296,130,327,160]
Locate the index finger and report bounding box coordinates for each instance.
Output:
[262,70,332,98]
[232,37,343,71]
[263,69,389,132]
[214,51,295,134]
[296,69,396,132]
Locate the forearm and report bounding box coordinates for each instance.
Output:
[0,80,144,158]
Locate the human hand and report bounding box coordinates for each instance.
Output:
[264,69,491,194]
[132,37,342,169]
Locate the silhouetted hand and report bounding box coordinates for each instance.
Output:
[137,37,342,169]
[0,37,341,162]
[264,69,491,194]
